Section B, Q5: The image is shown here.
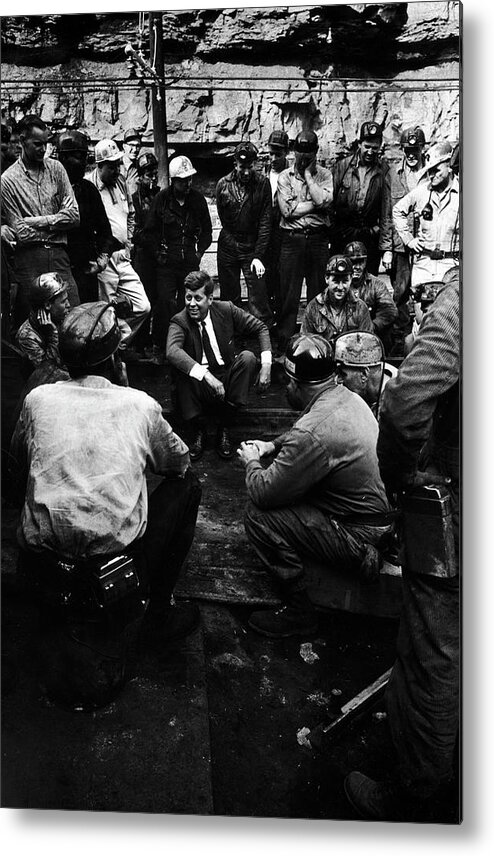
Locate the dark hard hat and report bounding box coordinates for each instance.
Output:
[334,331,383,367]
[136,151,158,174]
[29,272,67,308]
[359,121,383,142]
[344,240,368,259]
[327,255,353,276]
[59,302,121,368]
[417,281,440,305]
[58,130,90,153]
[294,130,318,153]
[400,126,426,148]
[285,334,335,384]
[123,127,141,143]
[268,130,289,150]
[234,141,258,164]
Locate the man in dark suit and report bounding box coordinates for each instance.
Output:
[166,270,272,461]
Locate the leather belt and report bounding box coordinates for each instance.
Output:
[23,242,63,250]
[420,248,457,261]
[283,227,328,238]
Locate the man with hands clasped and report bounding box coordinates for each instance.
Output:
[166,270,272,462]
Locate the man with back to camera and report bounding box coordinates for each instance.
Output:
[237,334,393,638]
[10,300,202,645]
[380,126,427,354]
[216,141,272,328]
[166,269,272,462]
[87,137,151,355]
[301,254,373,345]
[344,240,397,352]
[276,130,333,353]
[1,113,80,327]
[344,271,460,822]
[57,130,114,304]
[331,121,388,275]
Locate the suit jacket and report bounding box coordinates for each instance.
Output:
[166,300,271,376]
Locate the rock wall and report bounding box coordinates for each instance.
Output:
[1,3,460,166]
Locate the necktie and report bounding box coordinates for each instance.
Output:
[201,321,219,370]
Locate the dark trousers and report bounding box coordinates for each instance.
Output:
[72,267,99,304]
[217,230,273,327]
[176,350,258,422]
[140,469,202,609]
[133,248,158,350]
[277,230,330,344]
[12,245,80,330]
[154,259,197,350]
[265,226,283,323]
[244,500,390,590]
[389,251,413,353]
[386,570,459,798]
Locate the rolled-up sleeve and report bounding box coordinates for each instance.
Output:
[148,406,190,476]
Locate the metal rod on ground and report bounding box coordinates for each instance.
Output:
[309,668,392,749]
[149,11,169,189]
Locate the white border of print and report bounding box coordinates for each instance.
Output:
[1,1,492,853]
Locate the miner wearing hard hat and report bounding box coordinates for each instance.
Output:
[9,301,202,648]
[380,126,427,355]
[237,333,392,638]
[331,120,388,275]
[301,254,373,344]
[334,330,397,417]
[275,130,333,352]
[87,139,151,357]
[15,271,70,369]
[140,154,212,358]
[57,130,114,303]
[392,141,459,291]
[216,141,273,328]
[121,127,142,198]
[344,240,397,351]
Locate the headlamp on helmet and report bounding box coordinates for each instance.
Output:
[326,255,353,277]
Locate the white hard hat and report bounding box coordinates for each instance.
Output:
[169,155,196,180]
[94,139,122,164]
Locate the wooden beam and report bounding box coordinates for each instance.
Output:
[149,12,169,189]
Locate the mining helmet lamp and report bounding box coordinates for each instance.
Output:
[327,255,353,276]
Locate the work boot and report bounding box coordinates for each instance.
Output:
[189,425,207,461]
[343,772,405,821]
[248,588,317,639]
[140,602,201,648]
[215,426,233,460]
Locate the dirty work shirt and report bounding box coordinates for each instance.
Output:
[244,382,389,515]
[10,376,189,559]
